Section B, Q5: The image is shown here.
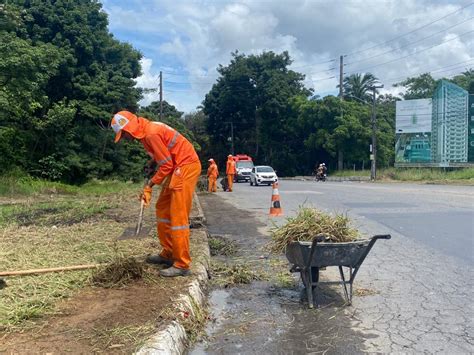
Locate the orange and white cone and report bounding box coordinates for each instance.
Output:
[269,182,283,216]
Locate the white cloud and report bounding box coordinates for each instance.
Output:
[106,0,474,112]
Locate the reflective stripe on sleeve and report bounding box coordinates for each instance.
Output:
[167,131,180,150]
[157,218,171,224]
[170,225,189,231]
[157,156,172,167]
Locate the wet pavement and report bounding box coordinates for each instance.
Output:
[191,181,474,354]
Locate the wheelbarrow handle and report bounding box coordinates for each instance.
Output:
[372,234,391,240]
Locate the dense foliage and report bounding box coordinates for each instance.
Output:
[1,2,471,182]
[201,52,400,175]
[0,1,144,182]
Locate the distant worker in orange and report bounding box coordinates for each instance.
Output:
[207,158,218,192]
[226,155,236,192]
[111,111,201,277]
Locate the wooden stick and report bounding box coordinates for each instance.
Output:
[0,264,103,277]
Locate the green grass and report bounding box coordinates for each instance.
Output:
[331,170,370,177]
[0,173,140,197]
[331,167,474,183]
[0,200,112,227]
[0,182,157,331]
[379,167,474,182]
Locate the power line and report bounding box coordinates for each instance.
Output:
[380,59,474,83]
[163,72,336,86]
[290,58,337,70]
[345,17,474,66]
[384,65,474,85]
[346,30,474,75]
[162,74,336,94]
[345,2,474,57]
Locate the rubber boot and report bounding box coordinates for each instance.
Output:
[145,255,173,267]
[160,266,191,277]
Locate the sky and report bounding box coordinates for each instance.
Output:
[102,0,474,113]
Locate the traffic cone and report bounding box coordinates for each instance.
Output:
[269,182,283,216]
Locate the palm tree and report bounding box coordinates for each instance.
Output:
[342,73,378,102]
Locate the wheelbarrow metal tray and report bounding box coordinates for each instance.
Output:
[285,234,391,308]
[286,239,371,268]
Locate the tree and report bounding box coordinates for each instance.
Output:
[139,100,199,150]
[394,73,438,99]
[450,69,474,94]
[184,110,211,164]
[203,51,311,173]
[0,3,63,173]
[342,73,378,102]
[2,1,144,182]
[291,96,372,172]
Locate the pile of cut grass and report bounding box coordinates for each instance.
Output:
[196,176,208,193]
[91,257,144,288]
[208,235,238,256]
[211,261,265,287]
[269,207,359,253]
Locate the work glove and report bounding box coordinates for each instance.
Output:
[141,186,153,207]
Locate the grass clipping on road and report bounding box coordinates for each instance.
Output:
[269,207,359,253]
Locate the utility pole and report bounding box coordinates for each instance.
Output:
[370,84,384,181]
[230,121,234,155]
[338,55,344,170]
[159,71,163,121]
[224,121,235,155]
[339,55,344,100]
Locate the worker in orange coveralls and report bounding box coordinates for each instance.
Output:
[111,111,201,277]
[226,155,236,192]
[207,159,218,192]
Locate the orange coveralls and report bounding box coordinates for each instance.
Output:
[116,111,201,270]
[207,162,218,192]
[226,157,236,192]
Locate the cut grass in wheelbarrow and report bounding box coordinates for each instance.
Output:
[268,206,359,253]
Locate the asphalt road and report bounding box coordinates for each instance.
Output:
[278,180,473,264]
[193,180,474,353]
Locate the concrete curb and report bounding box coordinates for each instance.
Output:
[136,194,210,355]
[281,176,370,182]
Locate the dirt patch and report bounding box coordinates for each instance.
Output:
[1,276,178,353]
[0,184,210,353]
[0,229,208,354]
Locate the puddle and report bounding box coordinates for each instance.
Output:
[190,194,377,354]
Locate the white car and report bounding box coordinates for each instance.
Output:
[249,166,278,186]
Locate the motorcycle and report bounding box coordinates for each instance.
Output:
[315,172,326,182]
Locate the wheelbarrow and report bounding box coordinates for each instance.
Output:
[286,234,391,308]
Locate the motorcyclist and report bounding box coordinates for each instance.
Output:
[322,163,327,176]
[316,164,324,179]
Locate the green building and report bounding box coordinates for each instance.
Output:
[431,80,469,164]
[469,94,474,162]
